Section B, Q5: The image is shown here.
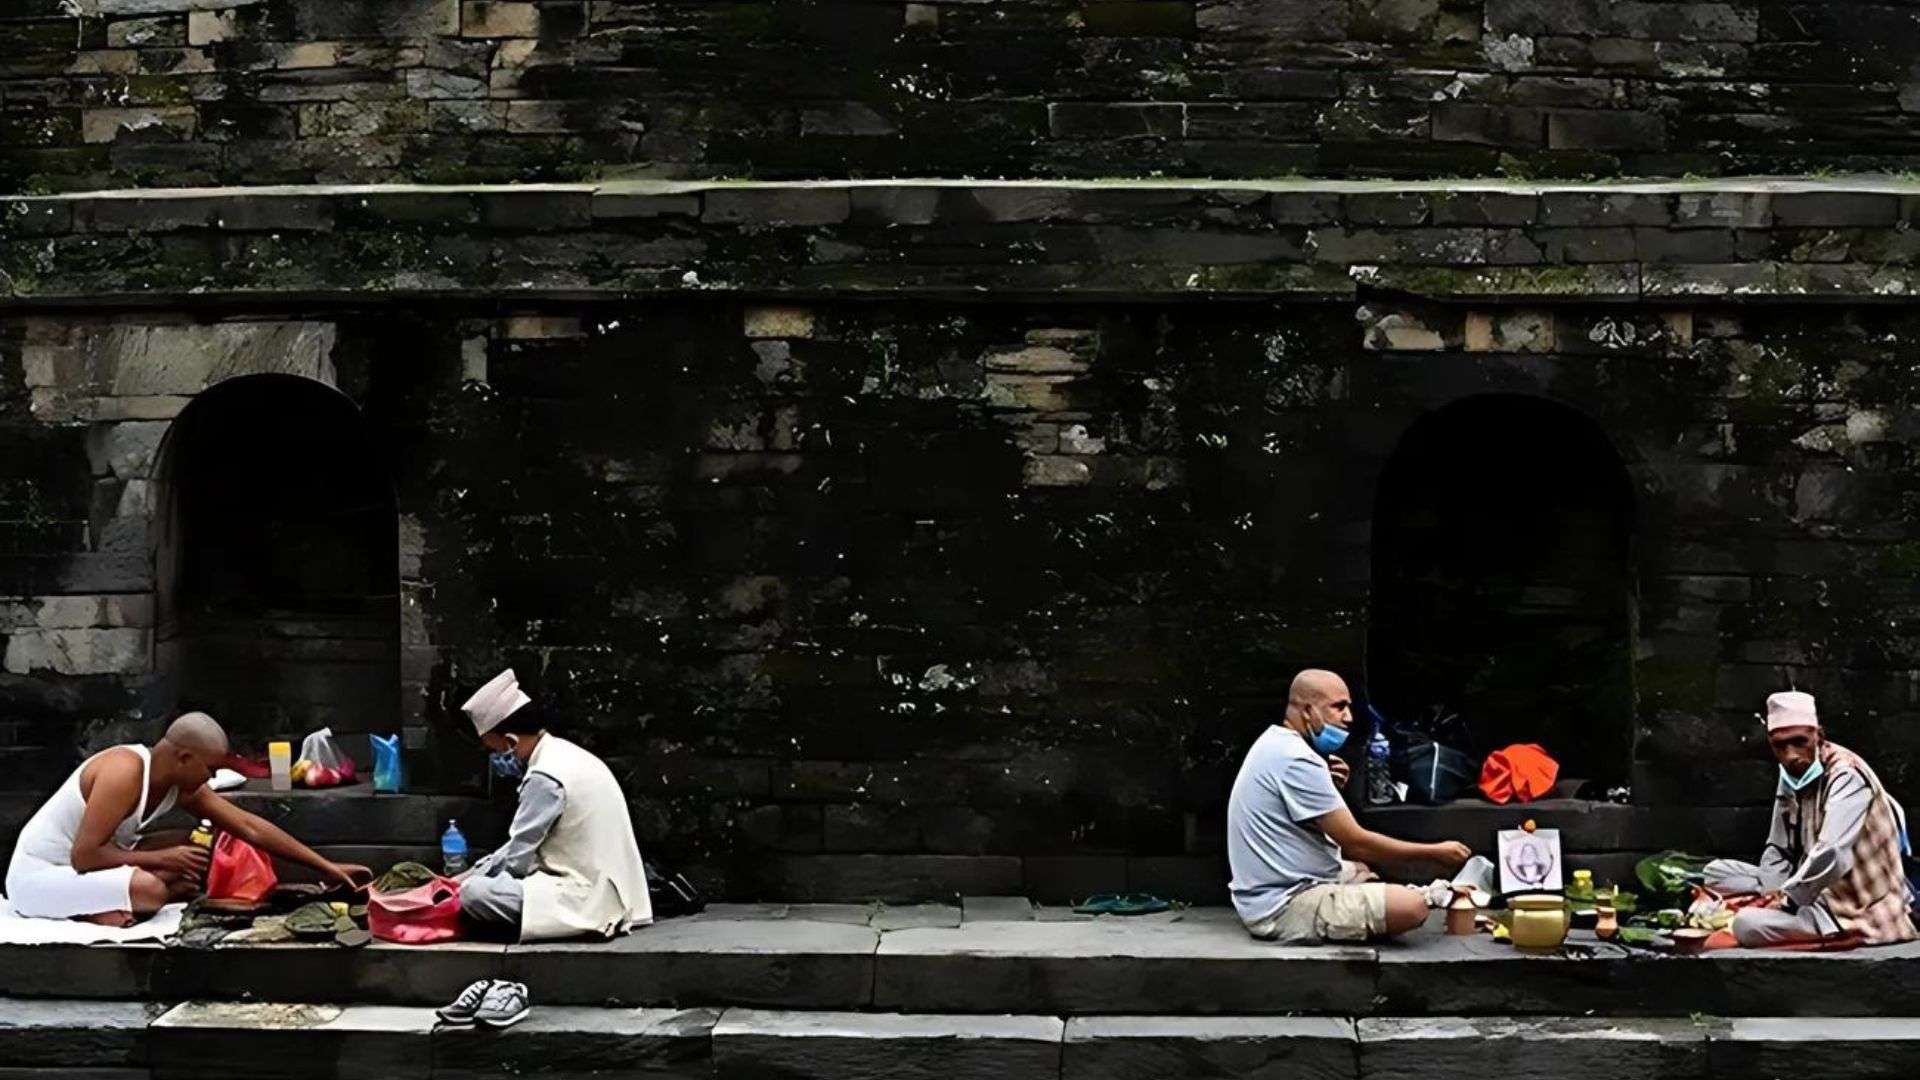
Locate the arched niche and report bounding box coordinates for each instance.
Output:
[152,374,399,757]
[1367,394,1636,786]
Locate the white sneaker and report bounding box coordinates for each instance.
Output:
[436,979,495,1026]
[473,980,531,1028]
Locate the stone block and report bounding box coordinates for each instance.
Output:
[962,896,1035,923]
[1548,109,1667,150]
[1357,1017,1707,1080]
[712,1011,1063,1080]
[47,321,336,399]
[1346,192,1428,226]
[107,16,185,47]
[80,107,196,144]
[1081,1,1196,36]
[1268,192,1343,225]
[4,628,150,676]
[1708,1018,1920,1078]
[4,594,153,630]
[1463,310,1554,352]
[1359,307,1454,351]
[186,9,234,43]
[1063,1016,1357,1080]
[593,192,702,220]
[1047,102,1185,138]
[1673,191,1769,228]
[84,421,169,479]
[1433,104,1546,146]
[874,920,1377,1014]
[461,0,538,37]
[477,189,592,230]
[501,920,877,1008]
[433,1006,719,1080]
[1641,262,1778,296]
[150,1003,434,1080]
[499,314,585,339]
[1539,191,1671,227]
[704,188,851,227]
[1771,192,1900,227]
[848,186,942,226]
[743,306,815,340]
[1197,0,1349,39]
[1022,456,1092,487]
[0,999,156,1068]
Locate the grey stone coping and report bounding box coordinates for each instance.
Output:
[17,1000,1920,1080]
[6,178,1920,304]
[10,914,1920,1017]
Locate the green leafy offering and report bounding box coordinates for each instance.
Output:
[1635,851,1712,903]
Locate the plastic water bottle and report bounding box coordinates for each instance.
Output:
[441,820,468,875]
[1367,726,1397,806]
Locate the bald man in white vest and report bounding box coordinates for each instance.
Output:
[456,669,653,942]
[5,712,370,926]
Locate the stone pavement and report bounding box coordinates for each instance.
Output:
[7,904,1920,1078]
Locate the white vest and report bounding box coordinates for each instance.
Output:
[518,734,652,942]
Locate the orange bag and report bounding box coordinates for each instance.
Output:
[1478,743,1559,804]
[204,832,278,905]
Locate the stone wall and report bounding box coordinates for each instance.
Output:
[4,0,1920,191]
[7,287,1920,897]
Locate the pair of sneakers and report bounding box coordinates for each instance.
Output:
[437,979,531,1029]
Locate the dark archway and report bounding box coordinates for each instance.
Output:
[154,375,399,757]
[1368,394,1636,786]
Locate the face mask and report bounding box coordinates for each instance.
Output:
[1781,759,1825,792]
[1311,722,1350,756]
[489,749,525,780]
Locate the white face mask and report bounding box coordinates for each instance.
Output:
[1781,759,1825,792]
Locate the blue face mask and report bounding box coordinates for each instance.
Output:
[1311,722,1350,756]
[1781,759,1825,792]
[489,749,525,780]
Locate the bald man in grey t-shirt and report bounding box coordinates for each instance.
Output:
[1226,670,1471,943]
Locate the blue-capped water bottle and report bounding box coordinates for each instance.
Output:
[441,819,469,875]
[1366,707,1397,806]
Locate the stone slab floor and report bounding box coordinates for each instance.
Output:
[8,905,1920,1077]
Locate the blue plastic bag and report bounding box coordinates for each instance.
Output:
[370,734,403,794]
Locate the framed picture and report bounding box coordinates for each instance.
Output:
[1497,828,1563,894]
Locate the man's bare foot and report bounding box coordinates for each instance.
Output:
[76,910,135,928]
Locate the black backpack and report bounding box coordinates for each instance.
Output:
[646,861,707,918]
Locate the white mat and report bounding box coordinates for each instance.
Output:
[0,898,184,944]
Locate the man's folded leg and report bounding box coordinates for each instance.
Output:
[458,873,524,938]
[1252,882,1430,943]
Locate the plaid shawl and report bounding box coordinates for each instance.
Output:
[1794,742,1916,945]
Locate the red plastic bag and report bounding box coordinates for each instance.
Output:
[1478,743,1560,804]
[204,833,278,905]
[369,875,464,945]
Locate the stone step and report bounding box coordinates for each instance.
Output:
[7,916,1920,1018]
[8,1001,1920,1080]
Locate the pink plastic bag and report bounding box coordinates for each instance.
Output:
[369,875,464,944]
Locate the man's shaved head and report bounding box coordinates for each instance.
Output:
[1289,669,1350,707]
[163,712,229,758]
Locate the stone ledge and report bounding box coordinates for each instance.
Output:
[5,178,1920,304]
[13,1001,1920,1080]
[10,916,1920,1017]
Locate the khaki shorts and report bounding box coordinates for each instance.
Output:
[1244,883,1389,944]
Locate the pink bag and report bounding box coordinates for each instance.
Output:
[368,875,464,944]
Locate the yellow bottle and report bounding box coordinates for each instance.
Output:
[189,819,214,849]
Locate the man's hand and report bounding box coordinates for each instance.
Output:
[1428,841,1472,871]
[325,862,374,891]
[1327,755,1351,790]
[151,845,210,883]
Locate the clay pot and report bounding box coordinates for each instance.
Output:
[1445,885,1477,936]
[1594,902,1618,941]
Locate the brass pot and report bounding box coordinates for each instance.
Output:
[1509,894,1571,951]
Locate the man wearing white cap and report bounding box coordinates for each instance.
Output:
[454,668,652,942]
[1704,690,1916,947]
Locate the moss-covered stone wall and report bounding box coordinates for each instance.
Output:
[5,0,1920,191]
[7,292,1920,898]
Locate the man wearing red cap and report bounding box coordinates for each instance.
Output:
[1704,691,1916,947]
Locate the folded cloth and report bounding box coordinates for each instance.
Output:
[209,768,247,792]
[0,898,184,944]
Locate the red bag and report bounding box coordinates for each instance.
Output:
[204,833,278,905]
[369,876,464,944]
[1478,743,1560,804]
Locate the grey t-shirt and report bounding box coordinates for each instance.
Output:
[1226,725,1346,923]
